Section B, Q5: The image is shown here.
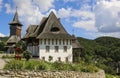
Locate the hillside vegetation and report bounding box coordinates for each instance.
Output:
[0,37,8,52]
[77,36,120,75]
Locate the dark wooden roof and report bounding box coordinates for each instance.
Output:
[6,35,20,43]
[9,11,23,26]
[72,35,83,49]
[23,25,38,39]
[23,11,73,39]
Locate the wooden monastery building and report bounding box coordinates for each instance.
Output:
[23,11,82,62]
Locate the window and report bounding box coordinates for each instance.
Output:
[51,27,60,32]
[55,46,59,52]
[58,57,61,62]
[66,57,69,62]
[46,46,50,52]
[44,39,46,44]
[48,39,50,45]
[70,40,72,45]
[52,39,54,45]
[56,39,57,45]
[64,46,67,52]
[63,40,65,45]
[42,57,45,61]
[40,39,42,44]
[59,39,61,45]
[66,39,68,45]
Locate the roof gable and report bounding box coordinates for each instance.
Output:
[23,11,73,39]
[41,11,67,34]
[23,25,38,39]
[37,11,72,39]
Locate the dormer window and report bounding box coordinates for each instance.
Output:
[51,27,60,32]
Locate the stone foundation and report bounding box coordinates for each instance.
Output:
[0,70,105,78]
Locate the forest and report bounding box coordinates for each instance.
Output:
[77,36,120,75]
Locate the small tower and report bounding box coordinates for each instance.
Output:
[9,7,23,38]
[6,8,23,53]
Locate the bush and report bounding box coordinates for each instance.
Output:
[106,74,120,78]
[23,50,32,61]
[0,51,4,54]
[4,59,98,72]
[38,61,49,70]
[4,60,23,70]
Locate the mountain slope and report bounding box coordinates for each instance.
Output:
[77,36,120,75]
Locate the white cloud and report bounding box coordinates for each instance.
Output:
[57,6,96,32]
[73,20,97,31]
[57,7,94,20]
[33,0,54,12]
[94,0,120,32]
[72,10,94,20]
[0,0,2,11]
[58,8,72,18]
[5,3,14,13]
[0,33,6,37]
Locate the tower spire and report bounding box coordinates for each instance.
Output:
[16,6,18,12]
[9,6,22,26]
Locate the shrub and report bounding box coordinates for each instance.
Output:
[4,59,98,72]
[4,60,23,70]
[38,61,49,70]
[0,51,4,54]
[23,50,32,61]
[48,56,53,62]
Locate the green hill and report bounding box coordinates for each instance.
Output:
[0,37,8,42]
[77,36,120,75]
[0,37,8,51]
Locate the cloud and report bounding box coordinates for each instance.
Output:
[0,33,6,37]
[5,3,14,13]
[58,8,72,18]
[73,20,97,31]
[94,0,120,33]
[0,0,2,11]
[33,0,54,12]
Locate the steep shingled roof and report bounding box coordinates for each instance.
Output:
[23,25,38,39]
[23,11,73,39]
[37,11,72,39]
[72,35,83,49]
[6,35,20,43]
[9,11,23,26]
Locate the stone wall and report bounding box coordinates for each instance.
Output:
[0,70,105,78]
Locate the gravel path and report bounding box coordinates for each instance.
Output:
[0,59,6,69]
[0,54,10,69]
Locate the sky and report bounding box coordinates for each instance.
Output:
[0,0,120,39]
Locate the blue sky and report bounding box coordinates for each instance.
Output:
[0,0,120,39]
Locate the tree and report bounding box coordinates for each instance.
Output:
[0,41,5,51]
[23,50,32,61]
[16,40,27,51]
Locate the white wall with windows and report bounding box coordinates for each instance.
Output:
[39,39,73,62]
